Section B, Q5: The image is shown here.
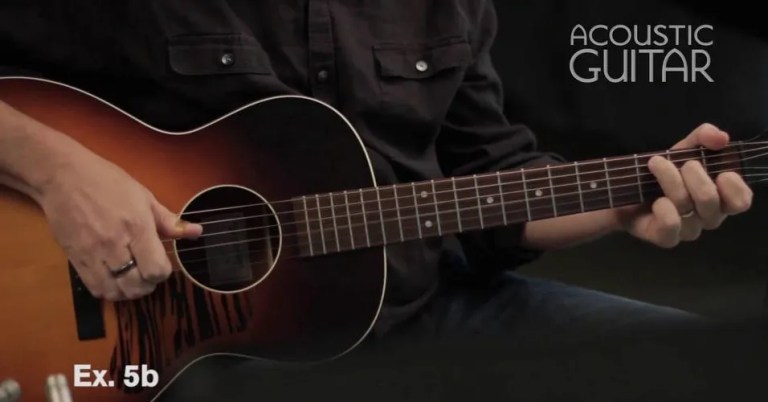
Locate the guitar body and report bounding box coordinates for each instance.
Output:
[0,78,386,401]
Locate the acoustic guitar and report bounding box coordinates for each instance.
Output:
[0,77,763,401]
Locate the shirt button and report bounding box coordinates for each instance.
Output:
[415,60,429,72]
[317,69,329,82]
[220,52,235,66]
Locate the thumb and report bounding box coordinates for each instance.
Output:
[671,123,729,150]
[152,200,203,239]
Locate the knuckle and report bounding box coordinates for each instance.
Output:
[97,235,121,249]
[737,191,754,212]
[703,220,722,231]
[104,291,123,301]
[141,259,173,283]
[681,231,700,242]
[682,160,702,172]
[698,185,720,206]
[661,215,682,231]
[657,237,679,249]
[122,215,145,233]
[84,282,105,298]
[122,288,145,300]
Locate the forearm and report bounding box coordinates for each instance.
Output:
[0,100,79,202]
[520,209,623,250]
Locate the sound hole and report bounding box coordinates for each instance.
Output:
[176,185,281,293]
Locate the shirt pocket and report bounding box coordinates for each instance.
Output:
[373,36,472,118]
[168,33,274,76]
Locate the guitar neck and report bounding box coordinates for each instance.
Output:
[292,142,752,257]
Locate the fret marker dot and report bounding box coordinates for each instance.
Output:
[486,197,494,204]
[425,220,433,228]
[590,182,598,189]
[535,189,543,197]
[421,191,428,199]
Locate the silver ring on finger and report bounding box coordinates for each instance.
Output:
[680,209,696,219]
[109,258,138,278]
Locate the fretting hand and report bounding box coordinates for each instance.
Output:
[615,123,753,247]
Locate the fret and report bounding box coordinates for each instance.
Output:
[700,147,708,172]
[454,176,482,230]
[395,183,420,241]
[495,172,508,225]
[602,158,614,209]
[523,166,555,220]
[549,164,582,216]
[476,173,504,228]
[433,179,460,234]
[574,162,585,212]
[473,174,485,228]
[546,165,558,217]
[411,183,423,239]
[377,186,402,245]
[633,154,644,203]
[579,159,612,211]
[360,189,384,246]
[314,194,328,254]
[328,192,341,252]
[605,157,643,207]
[520,168,532,221]
[451,177,463,232]
[376,187,386,243]
[347,189,371,247]
[499,171,529,223]
[343,191,354,249]
[301,196,314,256]
[392,185,405,242]
[430,180,443,235]
[666,148,690,167]
[413,181,439,237]
[332,192,356,251]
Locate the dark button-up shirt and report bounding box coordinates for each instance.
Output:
[0,0,557,333]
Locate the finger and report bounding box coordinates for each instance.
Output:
[95,250,131,301]
[130,224,173,285]
[648,156,693,213]
[671,123,729,150]
[679,215,703,242]
[646,197,682,248]
[680,160,725,230]
[152,200,203,239]
[115,263,156,300]
[716,172,754,215]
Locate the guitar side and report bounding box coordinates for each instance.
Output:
[0,78,386,401]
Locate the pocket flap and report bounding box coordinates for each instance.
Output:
[374,37,472,79]
[168,34,272,76]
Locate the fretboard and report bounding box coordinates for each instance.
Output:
[290,143,750,257]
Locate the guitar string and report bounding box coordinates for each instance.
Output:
[176,142,768,217]
[170,169,754,258]
[167,170,768,278]
[166,169,768,274]
[161,147,765,245]
[169,144,768,230]
[169,158,767,254]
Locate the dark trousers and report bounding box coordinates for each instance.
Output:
[160,273,705,401]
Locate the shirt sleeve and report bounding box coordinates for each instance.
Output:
[436,0,563,273]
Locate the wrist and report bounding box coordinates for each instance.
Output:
[0,104,82,202]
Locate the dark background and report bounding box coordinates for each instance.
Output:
[492,0,768,321]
